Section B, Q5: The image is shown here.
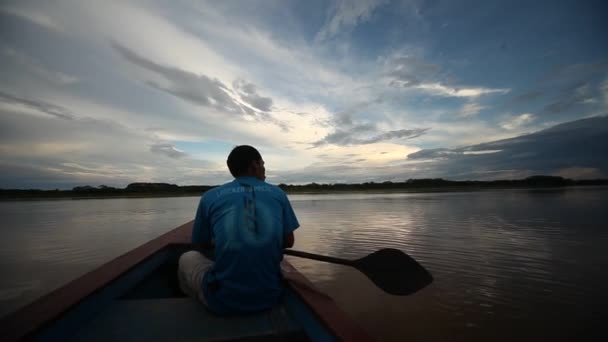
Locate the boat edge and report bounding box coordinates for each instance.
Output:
[0,221,374,341]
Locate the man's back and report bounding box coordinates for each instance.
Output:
[192,176,299,314]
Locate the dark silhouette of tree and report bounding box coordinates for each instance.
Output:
[0,177,606,199]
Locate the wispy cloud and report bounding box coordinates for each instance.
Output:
[384,54,510,99]
[458,102,486,117]
[233,79,273,112]
[149,143,188,159]
[406,148,462,160]
[0,5,63,31]
[312,126,429,147]
[112,42,291,132]
[510,90,543,104]
[112,43,244,114]
[2,47,78,85]
[542,82,597,114]
[386,55,440,88]
[501,113,535,130]
[0,91,75,120]
[316,0,389,41]
[413,83,510,98]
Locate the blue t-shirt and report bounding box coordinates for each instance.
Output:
[191,176,300,314]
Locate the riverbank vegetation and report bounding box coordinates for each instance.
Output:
[1,176,607,200]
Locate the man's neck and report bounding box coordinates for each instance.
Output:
[235,176,260,181]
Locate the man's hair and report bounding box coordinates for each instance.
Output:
[227,145,262,178]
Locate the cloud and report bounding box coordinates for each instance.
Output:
[112,43,245,114]
[2,47,78,85]
[501,113,535,130]
[384,54,509,99]
[542,82,597,114]
[232,79,273,112]
[541,61,608,84]
[316,0,389,41]
[412,82,510,98]
[0,93,224,189]
[458,102,486,117]
[370,128,430,142]
[149,143,188,159]
[112,42,290,133]
[308,99,431,147]
[510,91,543,103]
[406,148,462,160]
[313,126,429,147]
[0,91,74,120]
[602,78,608,109]
[530,61,608,117]
[0,5,63,31]
[387,55,440,88]
[553,167,604,179]
[0,162,88,189]
[406,115,608,179]
[0,113,141,188]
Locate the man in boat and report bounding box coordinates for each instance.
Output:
[178,145,300,314]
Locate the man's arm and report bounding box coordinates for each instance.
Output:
[192,196,212,245]
[281,191,299,249]
[192,196,215,259]
[284,232,295,249]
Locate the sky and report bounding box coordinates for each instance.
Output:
[0,0,607,189]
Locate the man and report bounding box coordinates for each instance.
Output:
[178,145,299,314]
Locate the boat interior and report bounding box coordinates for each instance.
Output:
[39,246,314,341]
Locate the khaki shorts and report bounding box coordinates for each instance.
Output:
[177,250,213,305]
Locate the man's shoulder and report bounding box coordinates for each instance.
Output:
[253,182,280,192]
[254,182,287,197]
[202,180,286,202]
[202,181,238,201]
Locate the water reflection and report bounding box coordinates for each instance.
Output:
[0,196,200,317]
[287,188,608,341]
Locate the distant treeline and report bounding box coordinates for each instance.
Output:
[278,175,608,192]
[0,183,215,199]
[1,176,607,199]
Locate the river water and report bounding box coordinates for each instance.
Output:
[1,187,607,340]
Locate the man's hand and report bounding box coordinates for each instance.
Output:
[191,241,215,260]
[191,240,214,250]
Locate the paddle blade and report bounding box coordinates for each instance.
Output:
[353,248,433,295]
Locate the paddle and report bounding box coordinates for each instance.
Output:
[284,248,433,296]
[191,243,432,295]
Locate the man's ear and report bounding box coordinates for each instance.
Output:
[246,162,255,174]
[247,160,259,173]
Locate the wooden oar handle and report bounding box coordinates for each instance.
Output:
[284,249,352,266]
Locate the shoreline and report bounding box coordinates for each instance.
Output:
[2,184,606,201]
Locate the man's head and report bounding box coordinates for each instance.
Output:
[227,145,266,180]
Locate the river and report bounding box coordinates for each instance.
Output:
[1,187,607,340]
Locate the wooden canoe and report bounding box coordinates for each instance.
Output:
[0,221,374,341]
